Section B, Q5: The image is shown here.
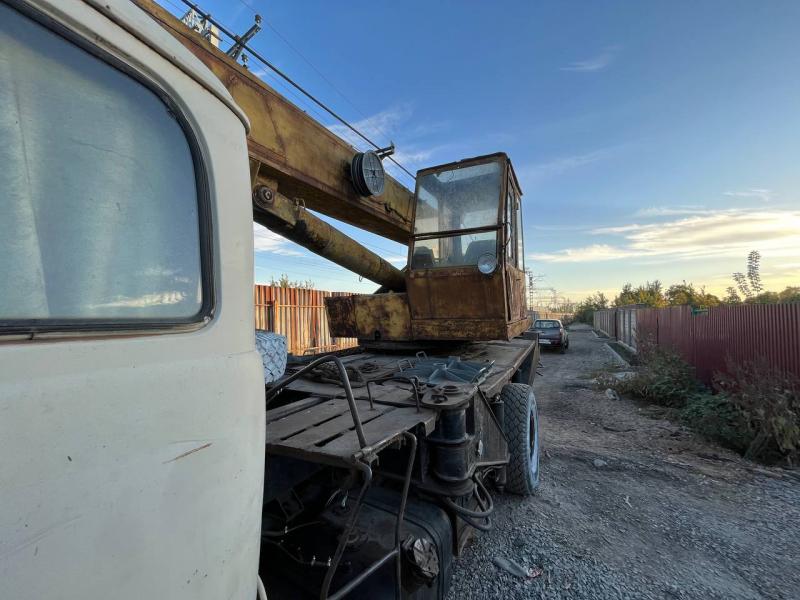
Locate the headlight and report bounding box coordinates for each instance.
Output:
[477,252,498,275]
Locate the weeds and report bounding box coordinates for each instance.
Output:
[598,345,800,465]
[598,345,700,407]
[680,393,752,454]
[715,360,800,464]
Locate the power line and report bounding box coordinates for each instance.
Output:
[176,0,416,181]
[233,0,401,146]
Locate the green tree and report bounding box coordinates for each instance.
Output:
[746,291,780,304]
[724,286,742,304]
[778,286,800,304]
[747,250,764,294]
[732,272,752,300]
[666,281,695,306]
[666,281,720,307]
[270,274,315,289]
[614,280,666,307]
[574,291,609,323]
[731,250,764,300]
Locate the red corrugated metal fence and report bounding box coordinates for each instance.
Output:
[636,304,800,384]
[254,285,358,355]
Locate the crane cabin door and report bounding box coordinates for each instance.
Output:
[0,2,264,599]
[504,172,527,326]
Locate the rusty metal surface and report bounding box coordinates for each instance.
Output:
[467,339,538,397]
[325,293,412,341]
[253,186,405,291]
[352,293,412,340]
[133,0,413,243]
[636,304,800,384]
[400,153,529,343]
[411,317,530,342]
[506,266,527,322]
[254,285,358,354]
[327,292,529,343]
[406,268,506,321]
[324,296,358,338]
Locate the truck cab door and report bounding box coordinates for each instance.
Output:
[0,2,263,599]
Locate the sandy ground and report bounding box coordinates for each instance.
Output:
[446,323,800,600]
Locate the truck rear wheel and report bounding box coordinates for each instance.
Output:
[501,383,540,495]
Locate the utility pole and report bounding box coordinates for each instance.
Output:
[525,269,545,310]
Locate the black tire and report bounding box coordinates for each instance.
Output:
[501,383,540,495]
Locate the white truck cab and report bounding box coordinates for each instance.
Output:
[0,1,264,598]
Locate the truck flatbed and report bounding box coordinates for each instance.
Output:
[265,335,538,471]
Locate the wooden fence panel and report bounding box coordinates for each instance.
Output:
[253,285,358,355]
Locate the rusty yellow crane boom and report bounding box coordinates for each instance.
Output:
[132,0,414,244]
[133,0,529,344]
[252,185,406,291]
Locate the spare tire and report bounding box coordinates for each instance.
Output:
[501,383,540,495]
[255,331,287,384]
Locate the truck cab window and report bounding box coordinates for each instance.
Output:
[0,4,205,325]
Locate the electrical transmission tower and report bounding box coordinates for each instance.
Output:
[525,270,545,310]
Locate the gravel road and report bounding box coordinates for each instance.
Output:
[446,323,800,600]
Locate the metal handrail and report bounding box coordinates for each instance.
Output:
[266,354,367,448]
[366,376,422,412]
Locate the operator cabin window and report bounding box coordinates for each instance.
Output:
[412,161,501,269]
[0,4,205,324]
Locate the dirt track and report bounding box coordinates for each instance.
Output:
[446,323,800,600]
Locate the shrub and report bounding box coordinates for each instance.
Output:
[680,393,753,453]
[603,345,700,408]
[715,360,800,464]
[598,346,800,464]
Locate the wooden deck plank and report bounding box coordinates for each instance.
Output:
[267,399,372,441]
[265,396,326,423]
[279,403,395,449]
[320,407,436,457]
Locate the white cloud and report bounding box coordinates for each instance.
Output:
[561,46,620,72]
[530,209,800,264]
[253,223,302,256]
[328,104,412,148]
[530,244,632,263]
[634,205,713,217]
[327,104,441,183]
[392,148,435,165]
[723,189,773,202]
[519,147,618,181]
[591,223,645,234]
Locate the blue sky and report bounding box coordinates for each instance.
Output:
[159,0,800,301]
